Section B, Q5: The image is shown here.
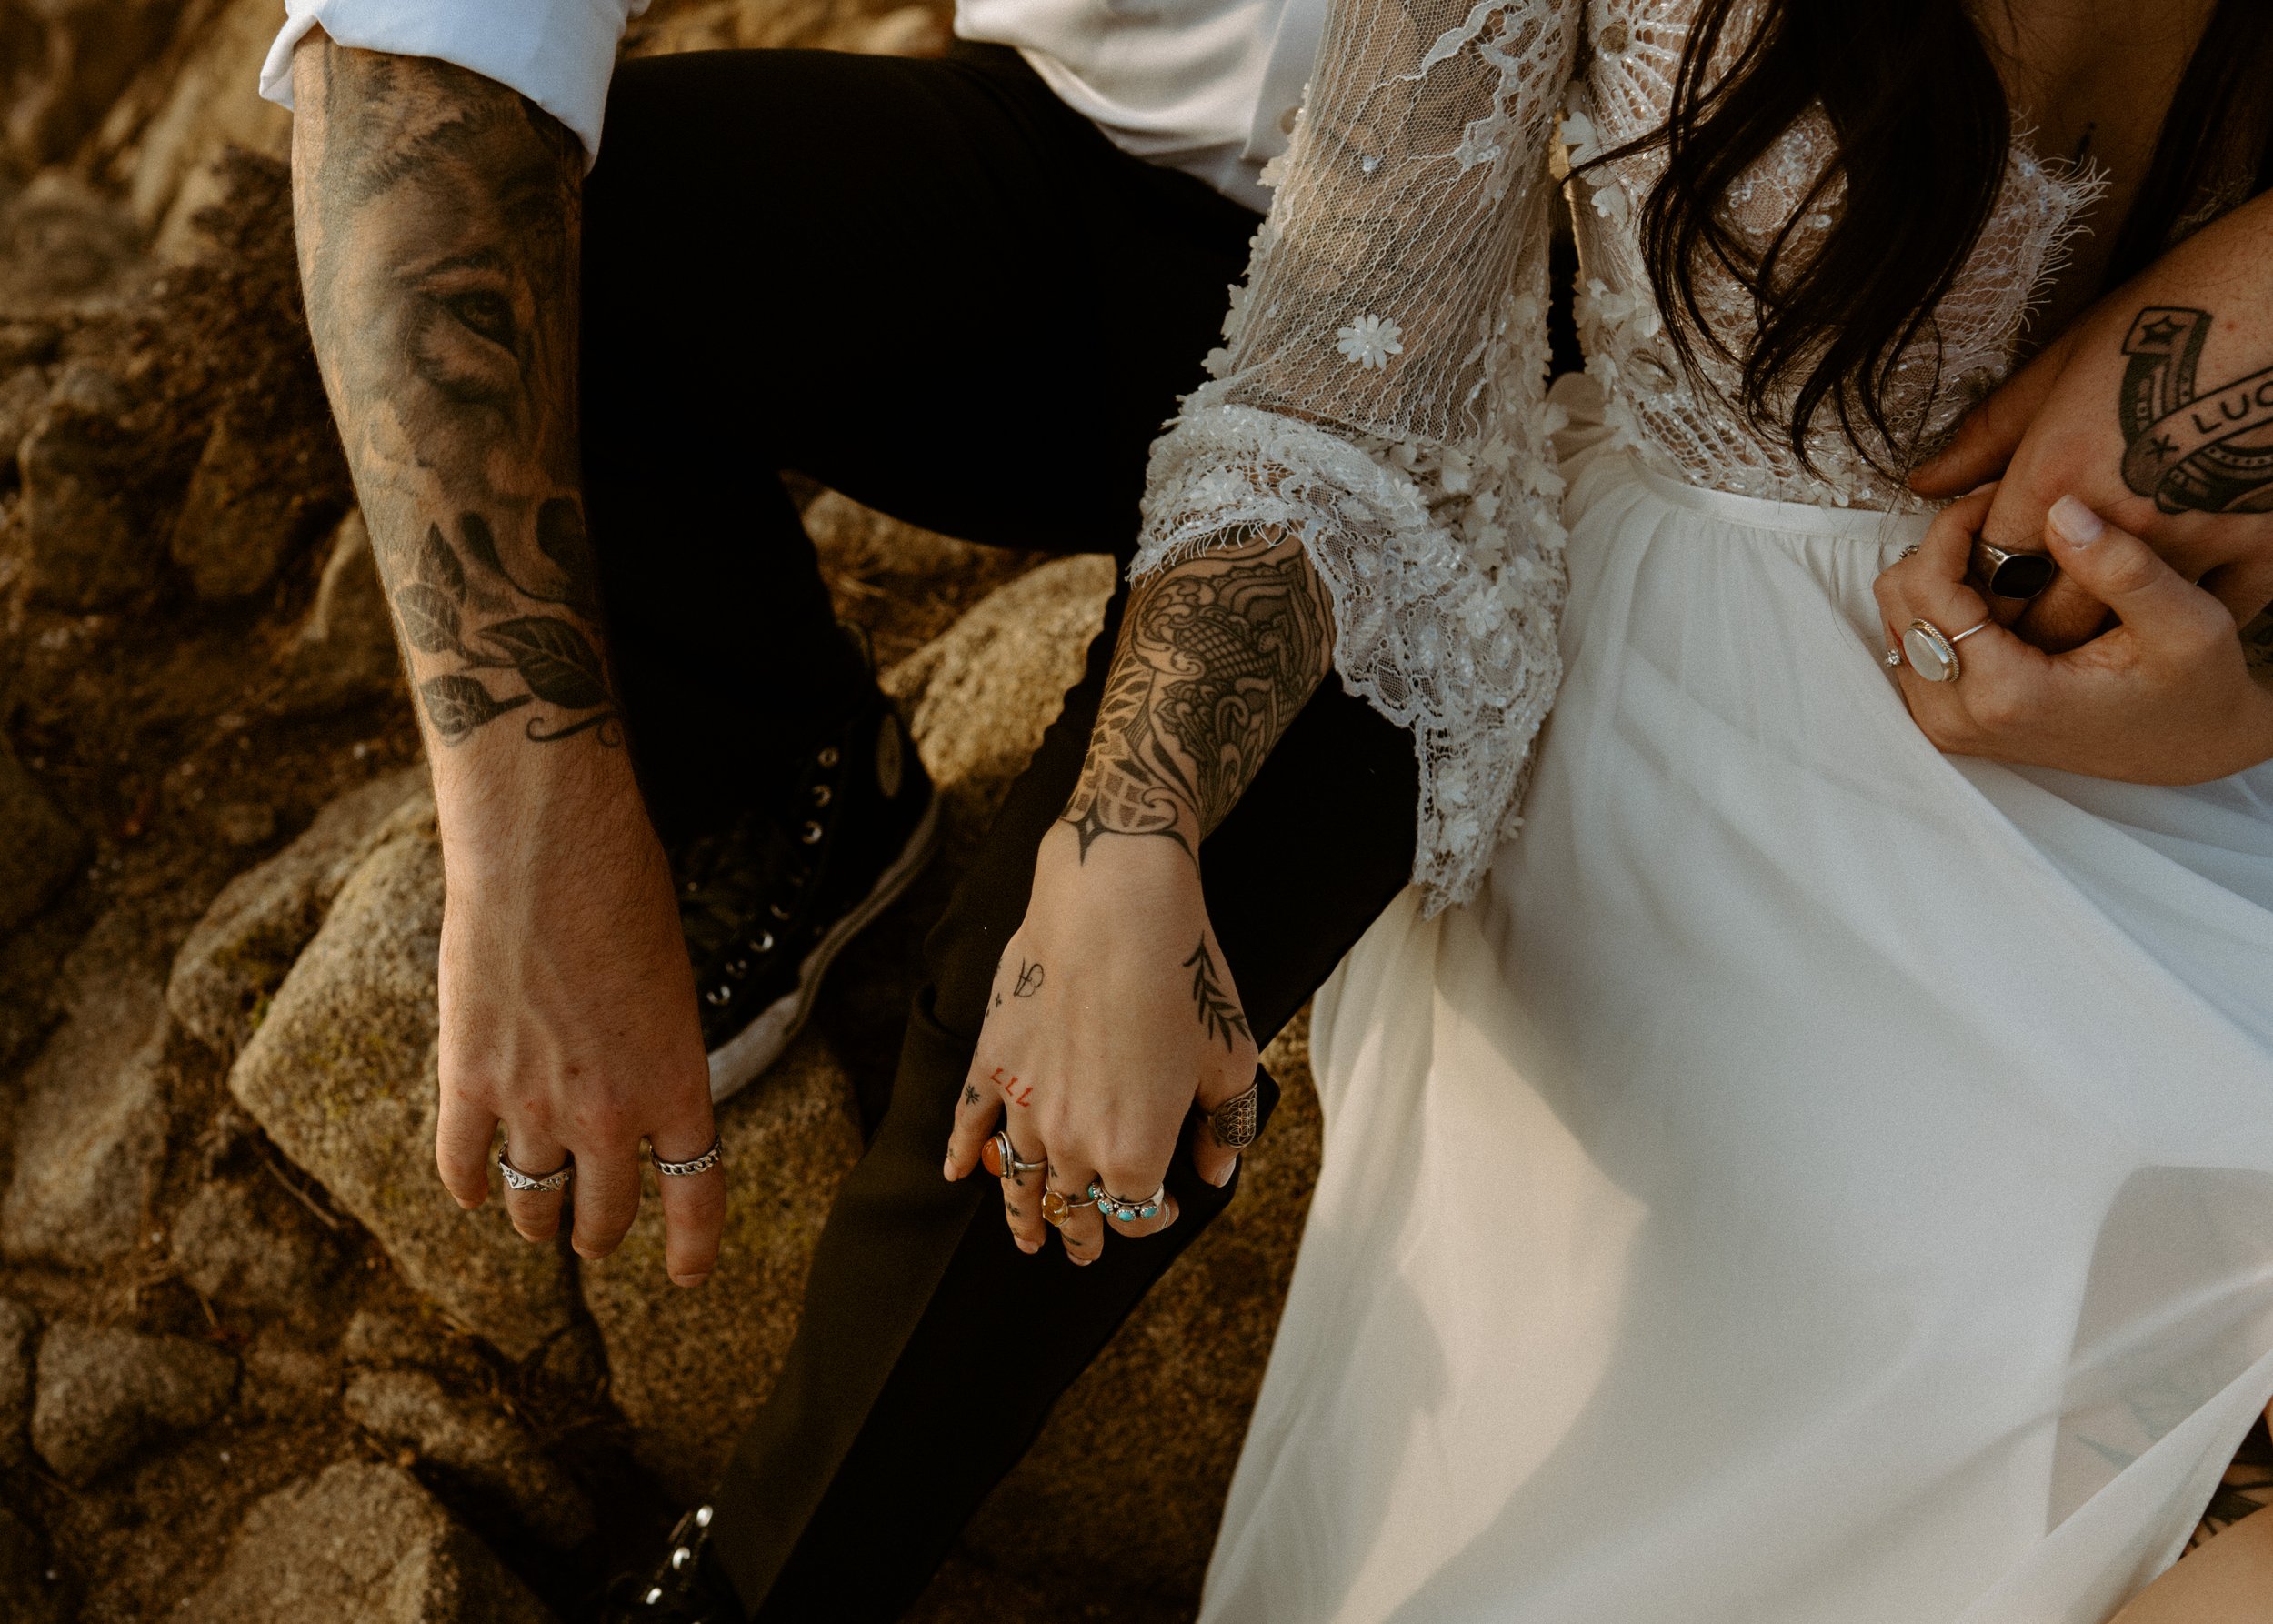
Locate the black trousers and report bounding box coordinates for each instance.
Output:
[582,45,1421,1619]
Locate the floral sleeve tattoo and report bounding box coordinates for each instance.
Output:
[292,42,618,748]
[1060,527,1336,859]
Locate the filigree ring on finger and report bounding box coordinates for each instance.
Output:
[1207,1079,1261,1151]
[652,1134,726,1178]
[1088,1181,1164,1224]
[499,1148,574,1195]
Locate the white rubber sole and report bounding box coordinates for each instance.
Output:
[705,788,943,1104]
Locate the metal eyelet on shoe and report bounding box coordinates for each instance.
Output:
[769,902,793,922]
[645,1585,665,1606]
[724,958,748,978]
[811,783,833,807]
[751,930,776,954]
[799,820,825,846]
[705,986,732,1006]
[696,1505,715,1529]
[670,1546,693,1571]
[817,747,840,768]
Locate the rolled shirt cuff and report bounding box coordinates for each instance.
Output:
[257,0,648,165]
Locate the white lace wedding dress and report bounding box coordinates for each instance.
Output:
[1129,3,2273,1620]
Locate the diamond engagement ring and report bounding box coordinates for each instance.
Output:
[1899,617,1989,683]
[499,1148,574,1194]
[653,1134,726,1178]
[1207,1079,1261,1150]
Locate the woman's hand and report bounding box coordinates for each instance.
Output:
[1874,488,2273,783]
[944,828,1254,1262]
[941,525,1335,1257]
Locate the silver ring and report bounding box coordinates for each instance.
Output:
[1206,1080,1260,1151]
[653,1133,725,1178]
[499,1148,573,1194]
[1897,543,1921,560]
[987,1128,1046,1180]
[1971,538,2058,600]
[1898,617,1989,684]
[1087,1180,1165,1223]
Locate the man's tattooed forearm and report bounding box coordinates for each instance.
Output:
[1185,938,1252,1054]
[293,42,617,749]
[1059,529,1334,858]
[2120,306,2273,513]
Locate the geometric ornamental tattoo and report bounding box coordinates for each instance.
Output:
[1059,531,1335,859]
[2119,306,2273,514]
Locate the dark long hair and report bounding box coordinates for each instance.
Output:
[1594,0,2273,476]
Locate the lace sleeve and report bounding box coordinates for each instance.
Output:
[1134,0,1581,913]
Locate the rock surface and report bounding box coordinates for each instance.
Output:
[31,1321,237,1485]
[579,1033,864,1500]
[962,1015,1325,1599]
[343,1368,596,1549]
[169,404,327,601]
[0,1296,34,1466]
[0,1501,65,1624]
[170,1177,337,1314]
[166,763,429,1056]
[225,815,575,1359]
[0,946,171,1268]
[272,509,404,718]
[180,1460,556,1624]
[882,552,1115,855]
[0,739,83,936]
[16,359,158,609]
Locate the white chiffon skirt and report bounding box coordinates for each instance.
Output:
[1200,392,2273,1624]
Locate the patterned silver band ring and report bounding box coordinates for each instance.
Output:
[654,1134,726,1178]
[1207,1079,1262,1150]
[499,1149,574,1194]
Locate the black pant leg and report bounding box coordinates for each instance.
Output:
[713,617,1421,1619]
[576,45,1257,838]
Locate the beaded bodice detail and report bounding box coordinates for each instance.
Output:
[1132,0,2103,908]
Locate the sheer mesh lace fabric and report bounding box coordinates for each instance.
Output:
[1133,0,2104,911]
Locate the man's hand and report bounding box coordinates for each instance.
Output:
[1911,192,2273,650]
[943,528,1335,1254]
[292,32,722,1282]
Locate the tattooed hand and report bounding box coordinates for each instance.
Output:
[942,528,1331,1258]
[292,33,722,1283]
[1913,190,2273,656]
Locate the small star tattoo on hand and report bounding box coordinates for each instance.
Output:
[963,1085,981,1108]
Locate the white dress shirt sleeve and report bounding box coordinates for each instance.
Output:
[258,0,650,163]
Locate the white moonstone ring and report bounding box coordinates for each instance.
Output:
[1899,617,1989,684]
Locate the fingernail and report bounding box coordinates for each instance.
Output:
[1016,1238,1039,1255]
[670,1270,711,1288]
[942,1155,956,1180]
[2048,495,2104,546]
[1207,1156,1237,1188]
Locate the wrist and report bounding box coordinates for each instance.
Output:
[435,746,664,900]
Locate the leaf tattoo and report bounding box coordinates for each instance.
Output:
[419,675,530,744]
[479,616,612,708]
[416,523,466,600]
[394,581,464,655]
[1186,938,1252,1054]
[536,496,603,616]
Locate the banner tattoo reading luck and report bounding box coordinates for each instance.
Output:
[2120,306,2273,514]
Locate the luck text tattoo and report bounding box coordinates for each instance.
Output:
[292,43,619,747]
[1185,937,1252,1054]
[2120,306,2273,514]
[1059,529,1335,858]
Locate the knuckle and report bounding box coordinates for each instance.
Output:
[1965,684,2028,734]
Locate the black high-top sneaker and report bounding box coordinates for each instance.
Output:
[676,690,938,1103]
[603,1504,742,1622]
